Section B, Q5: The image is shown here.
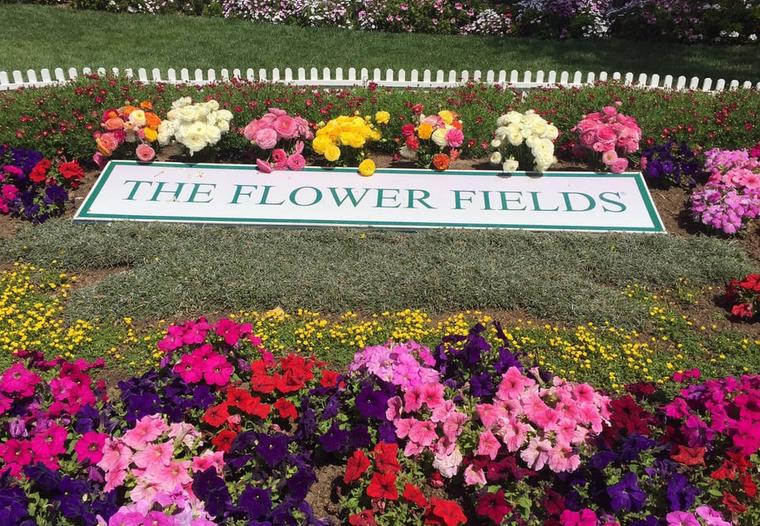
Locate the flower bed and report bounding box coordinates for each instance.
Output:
[62,0,760,44]
[0,315,757,525]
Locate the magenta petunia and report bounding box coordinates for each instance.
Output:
[74,431,107,464]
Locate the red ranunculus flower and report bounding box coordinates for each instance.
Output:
[402,483,428,508]
[211,429,237,452]
[273,398,298,420]
[366,471,398,500]
[373,442,400,474]
[424,497,466,526]
[344,449,371,484]
[202,403,230,428]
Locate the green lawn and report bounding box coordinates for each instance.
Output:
[1,5,758,81]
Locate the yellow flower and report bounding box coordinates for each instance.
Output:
[312,135,331,155]
[438,110,455,125]
[143,128,158,142]
[325,144,341,162]
[418,123,434,140]
[375,111,390,124]
[358,159,376,177]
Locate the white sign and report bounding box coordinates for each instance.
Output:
[74,161,665,233]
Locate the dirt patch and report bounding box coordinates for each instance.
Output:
[68,266,130,291]
[0,214,22,240]
[306,464,342,524]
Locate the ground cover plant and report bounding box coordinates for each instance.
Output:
[2,5,759,80]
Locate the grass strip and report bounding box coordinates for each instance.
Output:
[2,220,753,324]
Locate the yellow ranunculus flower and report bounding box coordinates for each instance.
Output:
[418,123,434,140]
[348,133,366,149]
[325,144,341,162]
[313,135,331,155]
[375,111,390,124]
[438,110,454,125]
[358,159,376,177]
[144,128,158,142]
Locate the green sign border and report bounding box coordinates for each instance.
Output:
[74,160,666,233]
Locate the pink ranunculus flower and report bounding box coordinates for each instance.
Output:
[136,143,156,163]
[256,158,273,173]
[273,115,299,139]
[271,149,287,165]
[601,149,618,166]
[445,128,464,148]
[243,120,263,142]
[287,153,306,171]
[268,107,287,117]
[253,128,278,150]
[610,158,629,173]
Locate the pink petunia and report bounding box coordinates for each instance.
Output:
[476,430,501,460]
[122,415,168,450]
[1,363,41,398]
[463,463,487,486]
[132,441,174,469]
[496,367,534,401]
[408,420,437,447]
[191,450,225,474]
[547,445,581,473]
[31,424,67,457]
[520,437,552,471]
[174,353,204,384]
[203,355,233,386]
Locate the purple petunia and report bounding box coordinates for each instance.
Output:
[607,472,647,512]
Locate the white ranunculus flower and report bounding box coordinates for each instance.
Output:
[532,138,554,158]
[495,126,510,139]
[166,109,179,121]
[205,125,222,144]
[206,100,220,111]
[502,157,519,172]
[217,120,230,133]
[128,110,146,127]
[496,114,509,127]
[431,128,448,148]
[171,96,192,109]
[506,127,523,147]
[178,106,197,123]
[490,138,502,149]
[490,151,503,165]
[399,146,417,160]
[216,109,233,122]
[531,120,547,136]
[504,111,522,124]
[544,124,559,140]
[525,135,537,149]
[183,132,207,154]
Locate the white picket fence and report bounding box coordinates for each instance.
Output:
[0,66,758,92]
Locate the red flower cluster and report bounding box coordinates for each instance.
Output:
[724,273,760,321]
[345,442,465,526]
[251,352,340,394]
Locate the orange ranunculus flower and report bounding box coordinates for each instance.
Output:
[96,133,119,156]
[432,153,451,171]
[139,100,154,110]
[102,109,119,122]
[418,123,434,140]
[104,117,125,131]
[120,105,137,116]
[451,120,463,130]
[145,112,161,129]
